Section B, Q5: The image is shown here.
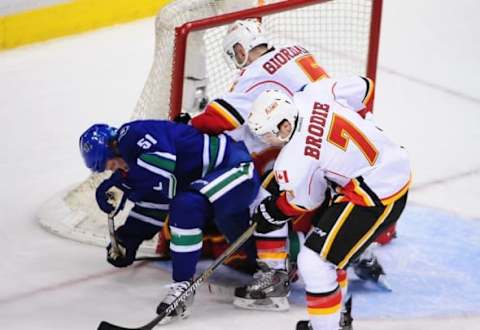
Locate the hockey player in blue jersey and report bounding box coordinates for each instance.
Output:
[79,120,260,323]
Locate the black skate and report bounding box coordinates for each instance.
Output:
[353,254,391,291]
[296,320,312,330]
[233,262,290,311]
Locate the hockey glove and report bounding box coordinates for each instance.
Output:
[106,225,139,268]
[252,196,291,234]
[173,112,192,124]
[95,170,126,214]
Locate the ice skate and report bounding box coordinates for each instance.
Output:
[296,320,312,330]
[233,262,290,311]
[295,296,353,330]
[156,280,195,325]
[339,295,354,330]
[353,254,391,291]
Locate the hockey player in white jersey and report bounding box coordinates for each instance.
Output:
[175,18,330,311]
[247,77,411,330]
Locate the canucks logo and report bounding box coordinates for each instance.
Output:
[118,125,129,141]
[81,141,92,153]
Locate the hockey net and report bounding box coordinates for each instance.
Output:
[38,0,382,255]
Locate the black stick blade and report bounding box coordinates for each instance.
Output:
[97,314,164,330]
[97,321,136,330]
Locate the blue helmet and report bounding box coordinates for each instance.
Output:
[79,124,117,172]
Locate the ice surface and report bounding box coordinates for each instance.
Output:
[0,1,479,329]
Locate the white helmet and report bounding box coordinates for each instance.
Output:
[248,90,298,145]
[223,19,269,69]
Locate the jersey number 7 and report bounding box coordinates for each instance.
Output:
[328,113,379,165]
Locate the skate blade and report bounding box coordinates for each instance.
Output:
[207,283,235,302]
[157,309,190,326]
[377,274,393,291]
[158,314,176,326]
[233,296,289,311]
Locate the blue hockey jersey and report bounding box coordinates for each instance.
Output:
[115,120,252,203]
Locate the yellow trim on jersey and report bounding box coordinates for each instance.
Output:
[257,252,288,260]
[381,176,411,205]
[338,278,348,289]
[162,216,171,240]
[363,77,375,105]
[337,202,394,269]
[320,203,354,259]
[352,179,376,207]
[307,304,342,315]
[261,171,276,188]
[210,101,242,129]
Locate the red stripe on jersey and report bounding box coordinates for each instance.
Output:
[306,287,342,309]
[191,105,236,134]
[336,269,347,283]
[245,80,294,96]
[256,239,287,251]
[276,193,306,217]
[338,180,372,206]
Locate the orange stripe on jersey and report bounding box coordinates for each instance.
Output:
[162,216,171,240]
[338,179,376,207]
[363,77,375,107]
[276,192,307,217]
[209,102,242,128]
[257,251,288,260]
[306,288,342,315]
[352,179,376,206]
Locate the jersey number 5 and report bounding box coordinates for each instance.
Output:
[328,113,378,165]
[296,54,328,82]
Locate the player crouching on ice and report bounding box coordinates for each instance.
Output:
[79,120,260,324]
[246,77,412,330]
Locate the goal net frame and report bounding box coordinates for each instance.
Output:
[169,0,382,119]
[38,0,383,255]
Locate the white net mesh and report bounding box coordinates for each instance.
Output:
[38,0,377,254]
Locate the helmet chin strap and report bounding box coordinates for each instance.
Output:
[234,44,249,69]
[235,56,248,69]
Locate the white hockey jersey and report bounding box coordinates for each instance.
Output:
[191,44,328,174]
[274,77,411,211]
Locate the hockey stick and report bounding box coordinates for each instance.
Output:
[97,222,257,330]
[107,192,169,263]
[107,192,128,258]
[134,256,170,262]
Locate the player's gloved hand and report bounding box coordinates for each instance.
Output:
[106,227,138,268]
[95,170,126,214]
[106,241,130,267]
[173,112,192,124]
[252,196,290,234]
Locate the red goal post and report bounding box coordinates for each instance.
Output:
[169,0,383,118]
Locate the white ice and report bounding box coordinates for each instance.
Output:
[1,0,480,329]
